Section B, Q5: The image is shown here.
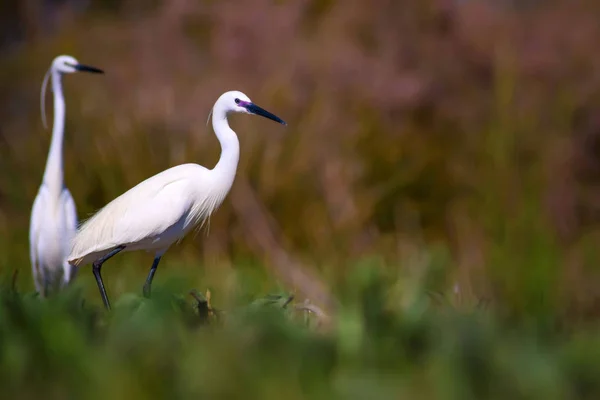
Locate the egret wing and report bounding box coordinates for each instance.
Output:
[29,186,47,293]
[61,188,78,283]
[62,188,78,234]
[113,178,195,245]
[70,164,208,263]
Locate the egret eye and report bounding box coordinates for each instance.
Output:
[234,98,240,105]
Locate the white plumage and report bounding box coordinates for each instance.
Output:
[68,90,286,310]
[29,55,103,296]
[69,163,223,265]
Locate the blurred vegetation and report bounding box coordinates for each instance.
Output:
[2,0,600,396]
[1,262,600,399]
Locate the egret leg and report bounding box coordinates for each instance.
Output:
[92,245,125,311]
[143,256,162,298]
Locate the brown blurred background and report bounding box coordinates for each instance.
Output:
[2,0,600,318]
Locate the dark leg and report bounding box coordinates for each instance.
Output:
[92,245,125,311]
[143,256,162,298]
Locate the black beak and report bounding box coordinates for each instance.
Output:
[75,64,104,74]
[246,103,287,126]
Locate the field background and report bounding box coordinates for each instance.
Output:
[2,0,600,398]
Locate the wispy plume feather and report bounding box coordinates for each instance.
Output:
[40,65,52,130]
[206,108,213,127]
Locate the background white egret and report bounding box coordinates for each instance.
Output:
[30,55,104,296]
[68,90,286,310]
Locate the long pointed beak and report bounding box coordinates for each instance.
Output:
[246,103,287,126]
[75,64,104,74]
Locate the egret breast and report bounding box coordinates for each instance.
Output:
[38,212,71,270]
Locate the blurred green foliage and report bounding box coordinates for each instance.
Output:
[0,262,599,399]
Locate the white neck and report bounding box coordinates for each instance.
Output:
[211,107,240,190]
[42,70,65,194]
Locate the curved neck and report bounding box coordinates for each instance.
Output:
[211,108,240,186]
[42,70,65,193]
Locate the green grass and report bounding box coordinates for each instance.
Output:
[0,262,598,400]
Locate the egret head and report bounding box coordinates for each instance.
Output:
[51,55,104,75]
[212,90,287,126]
[41,55,104,129]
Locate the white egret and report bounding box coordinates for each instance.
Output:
[30,55,104,297]
[68,90,286,310]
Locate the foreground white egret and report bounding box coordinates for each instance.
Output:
[30,55,103,296]
[68,90,286,310]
